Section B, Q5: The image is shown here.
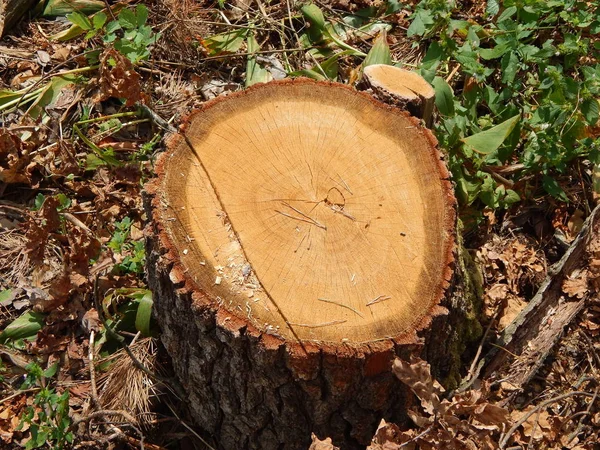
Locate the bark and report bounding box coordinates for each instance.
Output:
[144,195,481,449]
[0,0,37,36]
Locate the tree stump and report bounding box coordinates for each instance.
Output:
[362,65,436,127]
[144,79,475,449]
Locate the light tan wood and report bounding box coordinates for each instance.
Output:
[157,79,454,345]
[363,64,436,126]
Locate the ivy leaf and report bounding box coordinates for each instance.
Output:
[462,115,520,154]
[431,76,454,116]
[407,10,434,37]
[543,175,569,201]
[581,98,599,125]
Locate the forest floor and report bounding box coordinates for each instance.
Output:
[0,0,599,449]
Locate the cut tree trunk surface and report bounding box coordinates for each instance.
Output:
[144,79,459,449]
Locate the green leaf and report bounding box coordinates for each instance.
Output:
[136,4,148,26]
[135,291,154,337]
[105,19,121,34]
[543,175,569,201]
[501,52,519,84]
[66,10,92,30]
[0,289,14,305]
[42,0,104,16]
[581,98,599,125]
[92,11,107,30]
[462,115,520,154]
[27,75,76,120]
[0,311,45,344]
[486,0,500,16]
[386,0,403,14]
[497,6,517,22]
[289,50,352,80]
[478,43,509,60]
[431,76,454,116]
[301,4,327,41]
[246,32,272,87]
[118,8,137,29]
[202,29,248,56]
[503,189,521,205]
[407,10,434,37]
[43,362,59,378]
[363,30,391,67]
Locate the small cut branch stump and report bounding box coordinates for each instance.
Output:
[144,79,477,449]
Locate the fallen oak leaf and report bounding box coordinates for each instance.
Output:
[392,357,445,416]
[367,419,417,450]
[96,49,144,106]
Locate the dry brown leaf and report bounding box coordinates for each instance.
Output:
[392,357,444,416]
[511,406,551,441]
[498,295,527,329]
[308,433,340,450]
[562,269,589,299]
[367,419,414,450]
[97,49,144,106]
[0,130,33,185]
[82,308,101,333]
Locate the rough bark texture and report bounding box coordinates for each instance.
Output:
[145,180,409,450]
[143,80,482,449]
[0,0,37,36]
[145,191,481,449]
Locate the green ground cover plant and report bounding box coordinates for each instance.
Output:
[407,0,599,211]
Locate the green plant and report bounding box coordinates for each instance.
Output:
[95,288,155,353]
[72,111,153,169]
[108,217,146,274]
[16,363,73,450]
[405,0,600,212]
[67,4,160,64]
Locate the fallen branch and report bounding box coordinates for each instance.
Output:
[484,203,600,395]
